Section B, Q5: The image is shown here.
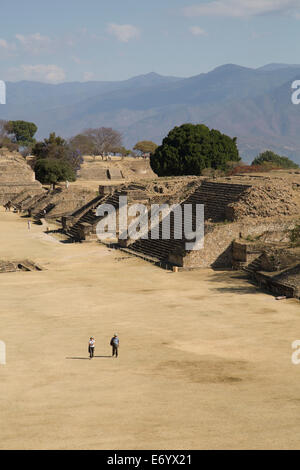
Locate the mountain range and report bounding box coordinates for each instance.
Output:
[1,63,300,163]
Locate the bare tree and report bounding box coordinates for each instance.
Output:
[69,133,96,156]
[82,127,122,158]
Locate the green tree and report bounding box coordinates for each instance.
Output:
[33,132,68,160]
[6,120,37,148]
[33,132,82,172]
[34,158,75,188]
[133,140,158,156]
[252,150,299,169]
[150,124,240,176]
[0,120,19,151]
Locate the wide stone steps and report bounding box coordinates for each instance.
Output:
[34,203,55,221]
[71,194,106,219]
[0,261,17,273]
[66,192,123,241]
[128,181,250,263]
[30,188,62,216]
[243,257,263,275]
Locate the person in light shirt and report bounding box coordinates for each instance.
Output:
[88,337,95,359]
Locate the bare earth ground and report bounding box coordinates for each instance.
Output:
[1,209,300,450]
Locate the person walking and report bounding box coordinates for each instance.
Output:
[88,337,95,359]
[110,334,119,358]
[27,220,31,230]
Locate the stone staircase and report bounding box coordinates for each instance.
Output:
[66,184,151,241]
[70,193,105,220]
[0,261,17,273]
[34,203,56,221]
[66,191,122,241]
[125,181,251,265]
[243,255,263,276]
[0,259,42,273]
[30,188,62,219]
[184,181,251,222]
[21,192,47,212]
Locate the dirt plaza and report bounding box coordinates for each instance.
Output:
[0,209,300,449]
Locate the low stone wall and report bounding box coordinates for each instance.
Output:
[254,272,296,298]
[169,219,297,269]
[0,182,42,205]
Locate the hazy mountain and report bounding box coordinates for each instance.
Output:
[1,64,300,163]
[257,63,300,72]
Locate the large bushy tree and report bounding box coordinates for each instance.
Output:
[150,124,240,176]
[33,132,82,172]
[34,158,75,187]
[252,150,299,169]
[33,132,67,160]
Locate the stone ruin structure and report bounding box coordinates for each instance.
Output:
[7,183,97,224]
[2,148,300,300]
[61,174,300,299]
[77,156,156,181]
[0,148,42,204]
[0,259,42,273]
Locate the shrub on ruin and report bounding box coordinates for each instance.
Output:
[150,124,240,176]
[252,150,299,169]
[227,164,276,175]
[0,136,19,152]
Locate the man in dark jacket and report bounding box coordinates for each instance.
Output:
[110,334,119,358]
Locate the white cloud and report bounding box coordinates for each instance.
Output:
[9,64,66,83]
[83,71,95,81]
[0,38,16,54]
[184,0,300,18]
[15,33,53,54]
[0,39,10,49]
[71,56,81,64]
[107,23,140,42]
[189,26,207,36]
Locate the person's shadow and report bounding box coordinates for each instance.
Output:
[66,355,112,360]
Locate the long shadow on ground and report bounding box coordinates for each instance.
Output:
[66,356,112,360]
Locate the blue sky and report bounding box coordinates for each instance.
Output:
[1,0,300,83]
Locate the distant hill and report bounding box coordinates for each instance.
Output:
[1,64,300,163]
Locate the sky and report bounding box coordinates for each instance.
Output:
[0,0,300,83]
